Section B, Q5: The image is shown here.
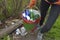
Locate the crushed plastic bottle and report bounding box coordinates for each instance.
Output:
[15,26,28,36]
[16,28,21,35]
[20,26,28,36]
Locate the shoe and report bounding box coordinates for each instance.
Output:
[36,31,43,40]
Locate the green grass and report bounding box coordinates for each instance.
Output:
[44,16,60,40]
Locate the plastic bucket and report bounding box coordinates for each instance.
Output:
[22,9,41,32]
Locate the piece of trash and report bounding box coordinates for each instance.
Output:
[15,26,28,36]
[20,26,28,36]
[16,28,21,35]
[11,22,15,25]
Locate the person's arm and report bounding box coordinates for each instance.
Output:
[27,0,36,8]
[45,0,57,3]
[45,0,60,5]
[54,0,60,5]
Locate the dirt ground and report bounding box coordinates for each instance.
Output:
[4,19,39,40]
[13,32,38,40]
[0,19,40,40]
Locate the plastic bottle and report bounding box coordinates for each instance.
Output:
[34,14,40,20]
[30,10,35,21]
[20,26,28,36]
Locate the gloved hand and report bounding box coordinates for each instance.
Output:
[54,0,60,5]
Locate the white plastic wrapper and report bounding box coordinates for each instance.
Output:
[26,16,30,20]
[16,28,21,35]
[22,13,26,17]
[20,26,27,36]
[16,27,27,36]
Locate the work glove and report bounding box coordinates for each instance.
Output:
[54,0,60,5]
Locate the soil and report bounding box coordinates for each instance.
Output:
[13,33,38,40]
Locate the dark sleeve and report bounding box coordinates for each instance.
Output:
[47,0,57,3]
[40,4,60,33]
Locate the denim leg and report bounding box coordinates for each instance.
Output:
[40,5,60,33]
[39,0,50,26]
